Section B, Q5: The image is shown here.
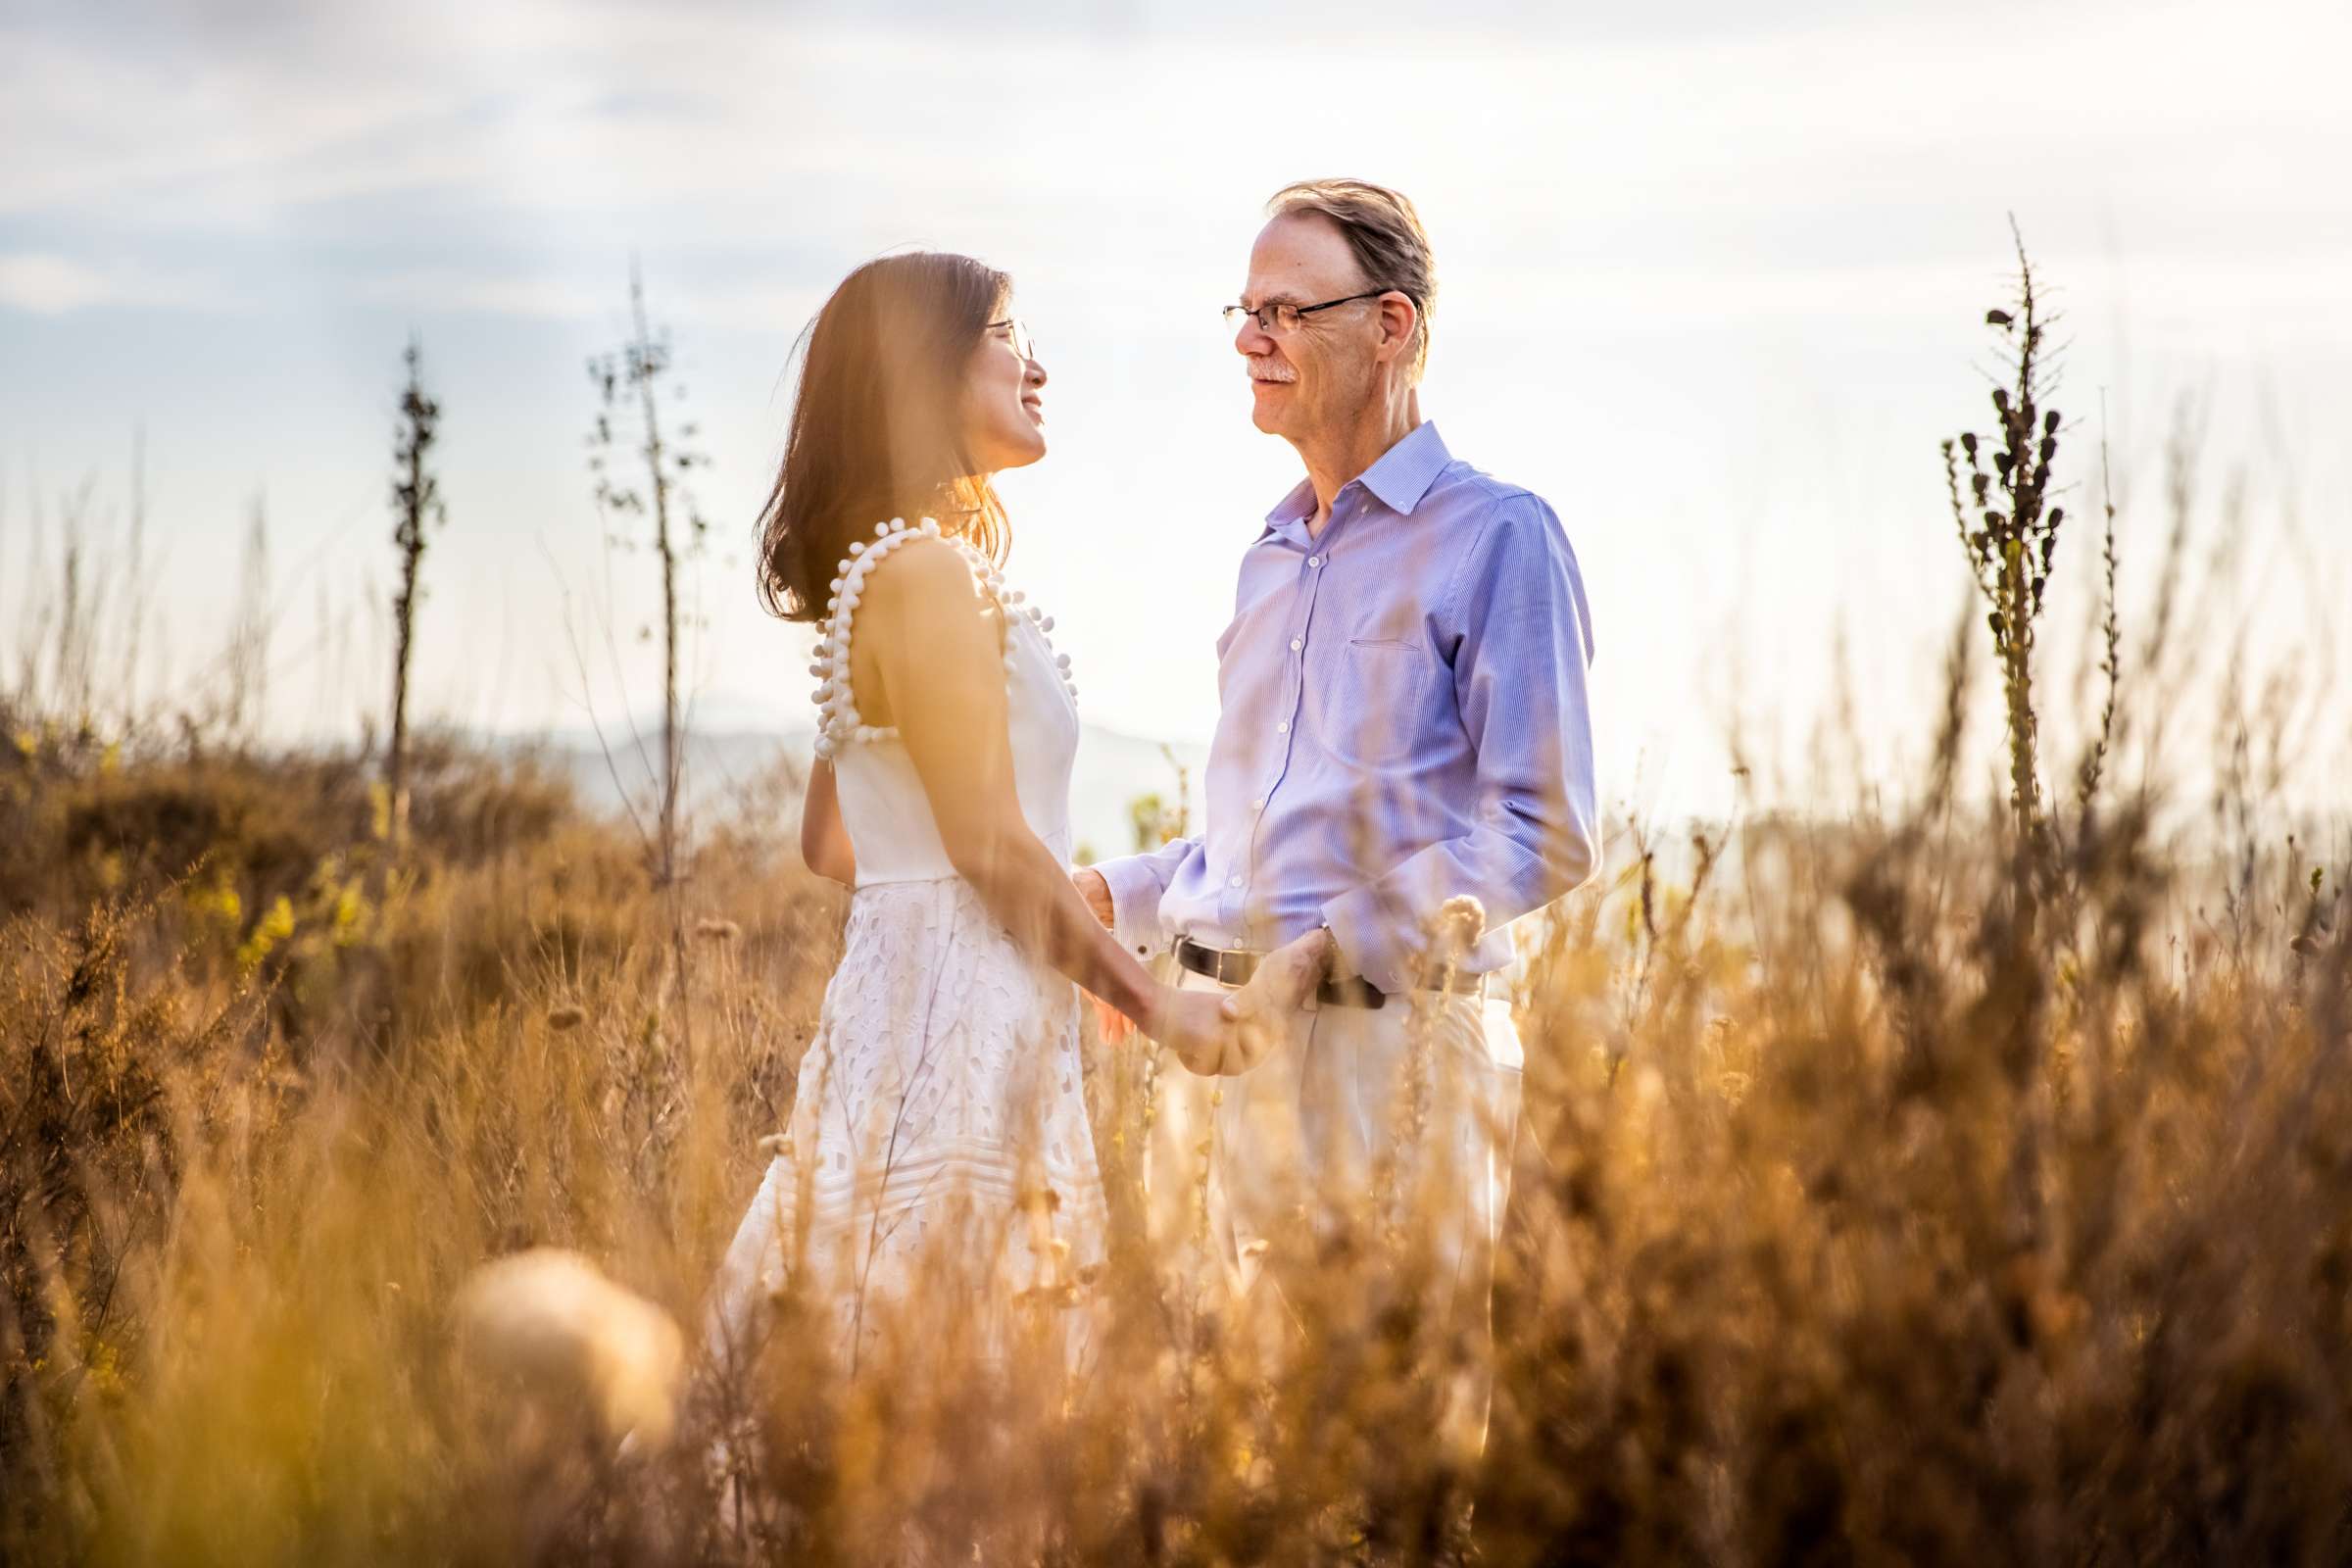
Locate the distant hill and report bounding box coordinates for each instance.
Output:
[503,719,1208,866]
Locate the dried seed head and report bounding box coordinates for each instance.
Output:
[1960,431,1979,459]
[547,1004,587,1032]
[2043,409,2061,435]
[1985,309,2015,327]
[1427,894,1489,962]
[454,1248,685,1450]
[694,916,741,944]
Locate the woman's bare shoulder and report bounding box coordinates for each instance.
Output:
[855,533,991,619]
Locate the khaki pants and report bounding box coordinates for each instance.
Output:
[1144,967,1523,1456]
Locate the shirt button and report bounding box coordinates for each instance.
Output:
[1290,638,1302,651]
[1251,797,1266,811]
[1227,875,1243,888]
[1276,721,1290,734]
[1306,556,1321,567]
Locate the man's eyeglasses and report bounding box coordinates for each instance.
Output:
[986,318,1037,362]
[1222,291,1390,336]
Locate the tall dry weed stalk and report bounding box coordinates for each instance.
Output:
[1943,219,2071,857]
[386,336,446,847]
[221,495,271,746]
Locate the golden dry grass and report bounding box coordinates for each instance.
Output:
[3,700,2347,1565]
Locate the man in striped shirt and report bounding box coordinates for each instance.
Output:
[1078,178,1599,1457]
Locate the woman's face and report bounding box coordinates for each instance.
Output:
[961,315,1048,472]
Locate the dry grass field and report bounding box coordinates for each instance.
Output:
[6,681,2346,1564]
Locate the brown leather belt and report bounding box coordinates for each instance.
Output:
[1173,937,1487,1011]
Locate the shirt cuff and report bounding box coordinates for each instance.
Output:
[1093,855,1171,960]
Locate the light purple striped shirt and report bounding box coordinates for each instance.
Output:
[1093,420,1598,996]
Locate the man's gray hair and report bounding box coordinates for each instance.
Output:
[1265,178,1437,384]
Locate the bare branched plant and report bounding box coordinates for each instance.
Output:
[2074,414,2123,816]
[586,262,711,895]
[386,336,446,847]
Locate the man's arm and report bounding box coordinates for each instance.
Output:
[1317,492,1599,995]
[1076,835,1201,957]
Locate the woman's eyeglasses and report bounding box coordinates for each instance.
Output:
[986,318,1037,362]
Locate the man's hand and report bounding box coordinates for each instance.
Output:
[1215,926,1331,1072]
[1073,867,1115,929]
[1152,988,1247,1076]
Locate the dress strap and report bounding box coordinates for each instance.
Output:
[807,517,1079,760]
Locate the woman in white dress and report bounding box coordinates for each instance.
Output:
[703,254,1272,1395]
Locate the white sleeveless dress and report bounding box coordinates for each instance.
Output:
[705,517,1108,1377]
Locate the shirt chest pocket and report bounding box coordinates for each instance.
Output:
[1317,638,1440,768]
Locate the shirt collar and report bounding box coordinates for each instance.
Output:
[1358,419,1451,515]
[1260,419,1452,535]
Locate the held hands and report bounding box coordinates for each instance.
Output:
[1152,926,1332,1078]
[1151,988,1259,1077]
[1218,925,1332,1045]
[1076,865,1331,1077]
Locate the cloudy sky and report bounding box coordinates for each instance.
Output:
[4,0,2347,818]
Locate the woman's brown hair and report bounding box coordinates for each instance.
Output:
[757,252,1011,623]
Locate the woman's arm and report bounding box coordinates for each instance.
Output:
[799,759,856,886]
[856,540,1242,1064]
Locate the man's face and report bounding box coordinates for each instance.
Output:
[1235,213,1383,444]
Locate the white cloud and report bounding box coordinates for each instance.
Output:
[0,254,113,313]
[351,268,610,320]
[0,251,214,314]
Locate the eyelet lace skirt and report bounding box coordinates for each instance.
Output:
[705,875,1108,1377]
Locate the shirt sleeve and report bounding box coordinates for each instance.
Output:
[1089,835,1200,959]
[1317,491,1599,994]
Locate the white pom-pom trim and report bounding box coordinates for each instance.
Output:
[810,520,1078,748]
